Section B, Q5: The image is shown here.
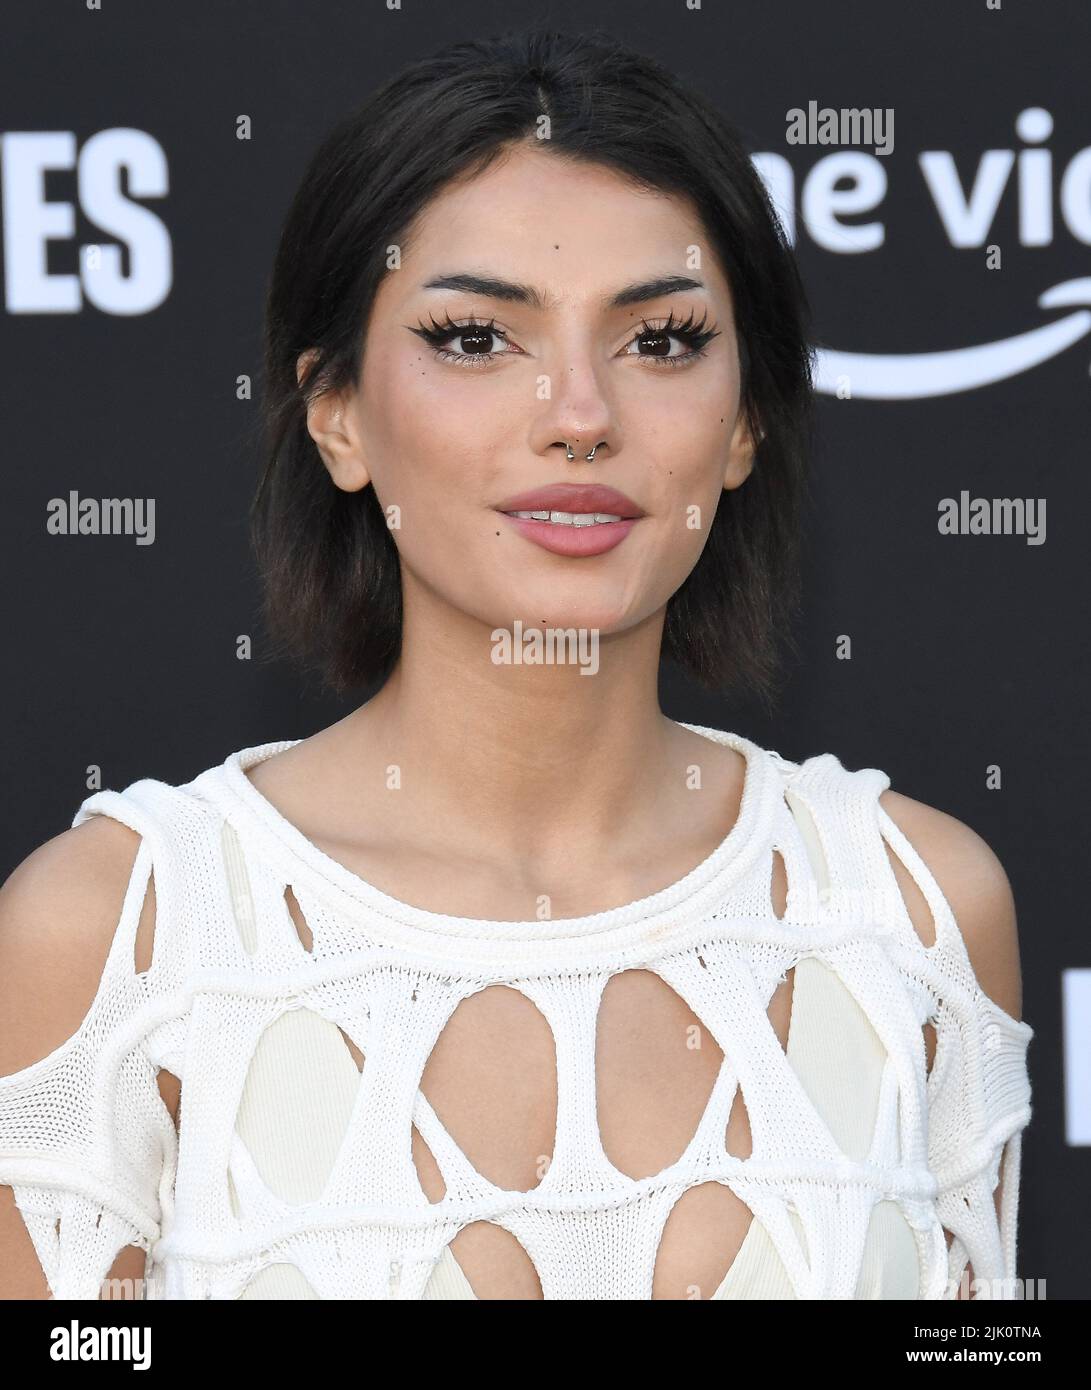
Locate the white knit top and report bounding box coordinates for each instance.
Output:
[0,723,1034,1300]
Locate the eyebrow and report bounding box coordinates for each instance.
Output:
[420,272,706,310]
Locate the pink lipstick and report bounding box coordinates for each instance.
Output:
[493,483,645,558]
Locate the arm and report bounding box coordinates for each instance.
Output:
[0,817,173,1299]
[877,789,1024,1299]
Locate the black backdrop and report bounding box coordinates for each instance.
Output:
[1,0,1086,1299]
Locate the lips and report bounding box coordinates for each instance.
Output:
[493,483,645,519]
[493,481,644,558]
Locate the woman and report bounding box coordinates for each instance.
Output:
[0,27,1032,1301]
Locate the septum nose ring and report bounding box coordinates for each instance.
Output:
[563,441,608,461]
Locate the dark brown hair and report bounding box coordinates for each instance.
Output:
[251,26,816,711]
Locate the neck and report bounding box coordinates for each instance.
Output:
[320,583,699,870]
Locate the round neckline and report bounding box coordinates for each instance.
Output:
[209,721,781,942]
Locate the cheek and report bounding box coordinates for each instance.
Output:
[683,363,741,451]
[628,352,738,439]
[362,352,485,498]
[628,392,740,577]
[631,374,739,501]
[358,358,503,595]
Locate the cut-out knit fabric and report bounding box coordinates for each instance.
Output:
[0,723,1034,1300]
[235,951,921,1300]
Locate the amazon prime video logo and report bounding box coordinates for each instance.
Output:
[786,102,894,157]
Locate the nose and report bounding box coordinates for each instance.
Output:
[531,348,617,463]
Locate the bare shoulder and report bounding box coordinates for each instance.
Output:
[0,817,150,1076]
[877,788,1022,1021]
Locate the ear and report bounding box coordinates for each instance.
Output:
[723,408,763,491]
[296,349,371,493]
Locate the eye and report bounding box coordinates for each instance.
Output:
[406,308,721,371]
[622,311,721,368]
[408,313,521,367]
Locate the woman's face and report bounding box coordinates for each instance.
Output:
[307,142,757,642]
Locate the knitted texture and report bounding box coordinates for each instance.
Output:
[0,724,1034,1299]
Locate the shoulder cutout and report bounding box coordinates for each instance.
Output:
[0,817,147,1075]
[878,788,1023,1021]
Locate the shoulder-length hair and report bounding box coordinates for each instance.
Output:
[251,26,816,712]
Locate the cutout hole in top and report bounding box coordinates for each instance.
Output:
[0,1186,53,1298]
[922,1020,937,1077]
[420,985,557,1193]
[100,1243,147,1299]
[770,848,789,919]
[653,1179,756,1299]
[133,869,157,974]
[597,969,724,1180]
[337,1026,364,1072]
[724,1086,752,1161]
[441,1221,543,1300]
[157,1068,181,1131]
[238,1261,320,1299]
[881,834,937,949]
[284,886,313,953]
[411,1125,446,1204]
[234,1009,360,1205]
[221,822,259,956]
[767,965,795,1058]
[783,790,830,897]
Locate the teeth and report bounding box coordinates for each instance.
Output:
[507,510,624,525]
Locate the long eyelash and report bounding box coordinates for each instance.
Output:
[408,311,506,365]
[407,308,722,369]
[632,309,721,368]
